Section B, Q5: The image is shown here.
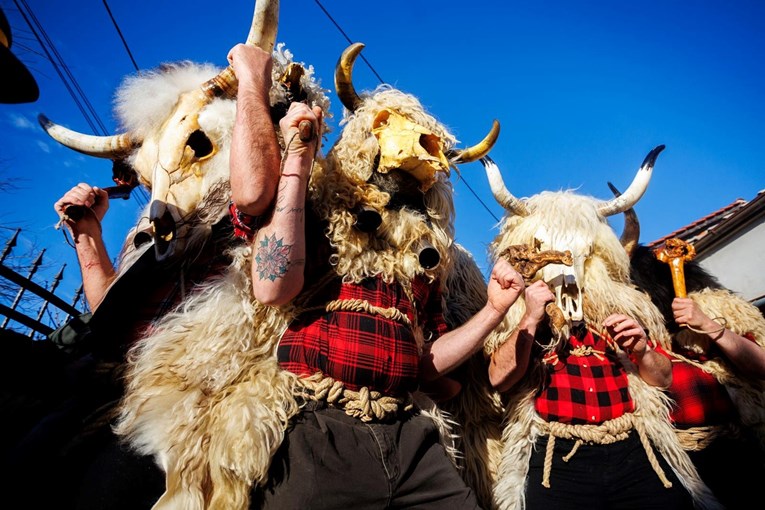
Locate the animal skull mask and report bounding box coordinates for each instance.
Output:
[533,224,590,322]
[371,109,450,192]
[39,0,330,262]
[482,145,665,326]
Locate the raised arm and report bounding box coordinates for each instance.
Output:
[250,102,322,306]
[54,183,115,310]
[228,43,282,217]
[419,258,526,382]
[488,280,554,392]
[604,313,672,388]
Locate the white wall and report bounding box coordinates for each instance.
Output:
[698,219,765,301]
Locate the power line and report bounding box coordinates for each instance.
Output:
[102,0,139,72]
[14,0,105,135]
[314,0,384,85]
[100,0,149,205]
[312,0,498,224]
[458,173,500,223]
[14,0,148,208]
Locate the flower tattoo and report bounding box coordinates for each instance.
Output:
[255,234,292,281]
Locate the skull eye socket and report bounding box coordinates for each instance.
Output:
[186,130,215,160]
[373,110,391,129]
[419,133,442,158]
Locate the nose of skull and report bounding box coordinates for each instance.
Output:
[545,269,584,322]
[145,125,216,261]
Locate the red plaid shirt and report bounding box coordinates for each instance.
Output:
[534,326,659,425]
[229,202,450,397]
[279,275,448,397]
[662,335,757,428]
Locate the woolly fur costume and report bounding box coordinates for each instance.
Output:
[114,78,492,508]
[452,187,721,510]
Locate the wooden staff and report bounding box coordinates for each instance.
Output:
[653,238,696,298]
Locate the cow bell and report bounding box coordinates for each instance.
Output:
[417,241,441,270]
[353,206,383,233]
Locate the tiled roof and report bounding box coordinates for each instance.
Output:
[647,198,749,248]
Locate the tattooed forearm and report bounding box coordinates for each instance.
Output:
[274,182,305,218]
[254,233,293,281]
[275,204,304,216]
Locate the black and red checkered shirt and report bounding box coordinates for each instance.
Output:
[279,275,448,397]
[534,326,661,425]
[229,202,449,397]
[662,335,757,428]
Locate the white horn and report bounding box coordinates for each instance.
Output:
[480,156,529,216]
[201,0,279,98]
[246,0,279,52]
[38,114,138,158]
[598,145,665,217]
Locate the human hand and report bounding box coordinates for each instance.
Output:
[486,258,525,317]
[603,313,648,354]
[672,297,715,331]
[227,43,272,101]
[54,183,109,228]
[279,102,323,159]
[523,280,555,325]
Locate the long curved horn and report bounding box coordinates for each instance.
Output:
[38,114,139,158]
[335,42,364,112]
[448,120,500,164]
[201,0,280,98]
[608,181,640,257]
[598,144,665,217]
[480,156,529,216]
[245,0,279,50]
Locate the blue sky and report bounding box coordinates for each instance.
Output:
[1,0,763,328]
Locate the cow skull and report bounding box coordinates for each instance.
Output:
[38,0,280,261]
[481,145,664,325]
[371,109,451,192]
[335,42,501,193]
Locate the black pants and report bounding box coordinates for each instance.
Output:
[253,402,481,509]
[525,432,695,510]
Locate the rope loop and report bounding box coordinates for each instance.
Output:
[297,373,413,422]
[538,413,671,489]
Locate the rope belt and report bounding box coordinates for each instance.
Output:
[299,298,412,326]
[295,373,414,423]
[538,412,672,489]
[675,422,742,451]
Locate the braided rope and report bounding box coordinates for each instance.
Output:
[542,434,556,488]
[569,345,607,361]
[633,417,673,488]
[297,373,414,422]
[324,298,412,326]
[539,413,671,489]
[675,423,741,451]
